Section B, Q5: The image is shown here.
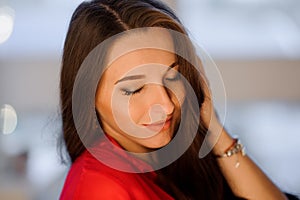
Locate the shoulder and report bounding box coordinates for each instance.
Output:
[60,151,132,200]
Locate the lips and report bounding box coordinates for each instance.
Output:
[143,116,172,132]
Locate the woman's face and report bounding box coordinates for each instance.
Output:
[95,31,185,153]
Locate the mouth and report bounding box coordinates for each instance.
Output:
[142,116,172,132]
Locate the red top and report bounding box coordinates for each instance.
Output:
[60,135,174,200]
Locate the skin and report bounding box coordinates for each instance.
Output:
[95,31,185,153]
[200,69,287,200]
[95,29,287,200]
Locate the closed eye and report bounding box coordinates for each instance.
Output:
[121,86,144,96]
[165,72,180,81]
[165,62,180,82]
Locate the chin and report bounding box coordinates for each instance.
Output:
[145,131,173,149]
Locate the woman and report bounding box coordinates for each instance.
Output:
[59,0,291,199]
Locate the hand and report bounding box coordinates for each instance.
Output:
[197,60,222,131]
[197,60,233,155]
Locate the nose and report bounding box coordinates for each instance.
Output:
[148,84,175,116]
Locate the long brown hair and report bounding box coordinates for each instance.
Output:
[59,0,239,199]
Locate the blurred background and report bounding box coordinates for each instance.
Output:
[0,0,299,199]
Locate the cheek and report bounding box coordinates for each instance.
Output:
[111,90,146,131]
[96,82,122,129]
[111,93,154,138]
[128,96,148,123]
[167,82,186,107]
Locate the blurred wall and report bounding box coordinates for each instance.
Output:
[1,59,299,113]
[1,0,300,199]
[216,60,300,101]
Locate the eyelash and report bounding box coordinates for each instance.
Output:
[165,72,180,81]
[121,87,143,96]
[121,71,180,96]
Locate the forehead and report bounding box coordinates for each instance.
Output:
[104,29,176,81]
[107,28,175,64]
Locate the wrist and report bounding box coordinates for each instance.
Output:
[211,128,235,155]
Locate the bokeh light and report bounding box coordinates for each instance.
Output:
[0,6,15,44]
[0,104,18,135]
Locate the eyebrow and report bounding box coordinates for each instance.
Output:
[114,61,178,85]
